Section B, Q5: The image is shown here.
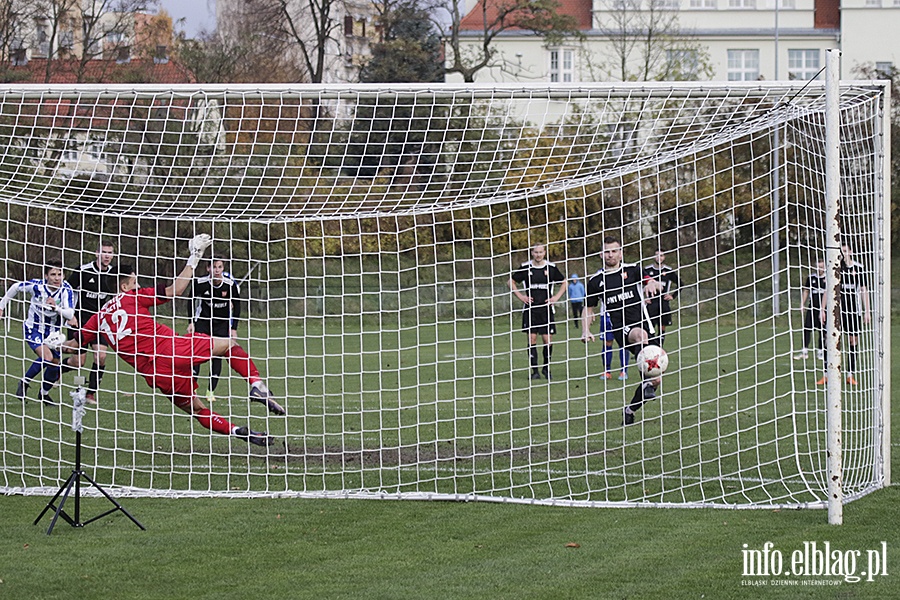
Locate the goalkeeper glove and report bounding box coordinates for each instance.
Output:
[187,234,213,269]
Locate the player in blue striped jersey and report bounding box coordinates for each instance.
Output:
[0,260,77,404]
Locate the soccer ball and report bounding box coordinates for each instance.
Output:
[637,345,668,378]
[44,330,66,351]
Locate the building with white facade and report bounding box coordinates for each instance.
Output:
[216,0,379,83]
[451,0,899,82]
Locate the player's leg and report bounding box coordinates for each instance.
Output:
[601,316,613,379]
[622,326,658,425]
[527,332,540,380]
[208,336,285,415]
[85,344,108,404]
[166,370,273,447]
[796,310,813,360]
[618,341,629,380]
[36,345,61,405]
[60,328,87,374]
[541,332,553,379]
[209,357,223,393]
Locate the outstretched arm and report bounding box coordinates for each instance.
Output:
[165,234,212,299]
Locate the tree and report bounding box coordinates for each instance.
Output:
[434,0,580,83]
[853,63,900,255]
[589,0,712,82]
[360,0,442,83]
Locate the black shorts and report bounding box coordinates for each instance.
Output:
[522,304,556,335]
[647,299,673,327]
[607,316,654,358]
[841,311,862,335]
[194,320,231,338]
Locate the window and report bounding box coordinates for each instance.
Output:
[727,49,759,81]
[59,31,74,49]
[549,49,575,83]
[787,49,820,80]
[688,0,716,6]
[875,62,894,78]
[729,0,755,7]
[865,0,881,6]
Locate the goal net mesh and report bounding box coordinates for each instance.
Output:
[0,82,889,508]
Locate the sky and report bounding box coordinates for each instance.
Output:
[158,0,215,38]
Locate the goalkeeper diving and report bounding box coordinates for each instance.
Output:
[52,234,284,447]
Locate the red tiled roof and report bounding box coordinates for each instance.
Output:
[3,57,195,84]
[459,0,593,32]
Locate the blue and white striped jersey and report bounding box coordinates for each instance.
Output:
[0,279,77,342]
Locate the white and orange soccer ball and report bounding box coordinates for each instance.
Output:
[637,345,668,378]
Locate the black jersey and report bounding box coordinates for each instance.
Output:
[803,272,827,310]
[192,273,242,331]
[585,263,648,327]
[643,263,679,299]
[67,261,119,319]
[511,260,566,307]
[839,260,866,316]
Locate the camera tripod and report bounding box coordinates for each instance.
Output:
[33,381,144,535]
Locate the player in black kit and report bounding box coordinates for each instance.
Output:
[62,239,118,404]
[795,258,826,361]
[643,248,679,348]
[818,245,871,386]
[581,236,663,425]
[508,243,568,380]
[188,257,242,399]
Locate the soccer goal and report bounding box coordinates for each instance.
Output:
[0,65,889,513]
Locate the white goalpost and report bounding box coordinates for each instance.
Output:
[0,69,890,512]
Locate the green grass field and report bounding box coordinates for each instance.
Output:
[0,313,896,599]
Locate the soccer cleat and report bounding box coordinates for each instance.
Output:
[249,384,286,416]
[846,375,858,385]
[205,390,216,402]
[85,392,97,405]
[618,371,628,380]
[623,409,635,425]
[794,350,808,360]
[816,376,828,385]
[601,372,612,380]
[234,426,274,447]
[39,393,56,406]
[816,349,825,360]
[530,371,542,381]
[542,367,551,380]
[15,380,29,401]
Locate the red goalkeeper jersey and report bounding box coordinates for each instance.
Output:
[82,285,174,373]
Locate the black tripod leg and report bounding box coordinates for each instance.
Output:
[34,470,79,535]
[79,472,145,530]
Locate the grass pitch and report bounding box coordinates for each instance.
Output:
[0,315,896,599]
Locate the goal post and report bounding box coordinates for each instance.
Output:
[0,78,889,512]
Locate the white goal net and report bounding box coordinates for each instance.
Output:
[0,78,890,509]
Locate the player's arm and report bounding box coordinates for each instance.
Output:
[549,269,568,304]
[47,285,77,322]
[0,281,24,318]
[164,234,212,299]
[508,273,531,305]
[580,277,600,342]
[643,275,663,296]
[231,284,242,337]
[798,288,810,316]
[861,284,872,324]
